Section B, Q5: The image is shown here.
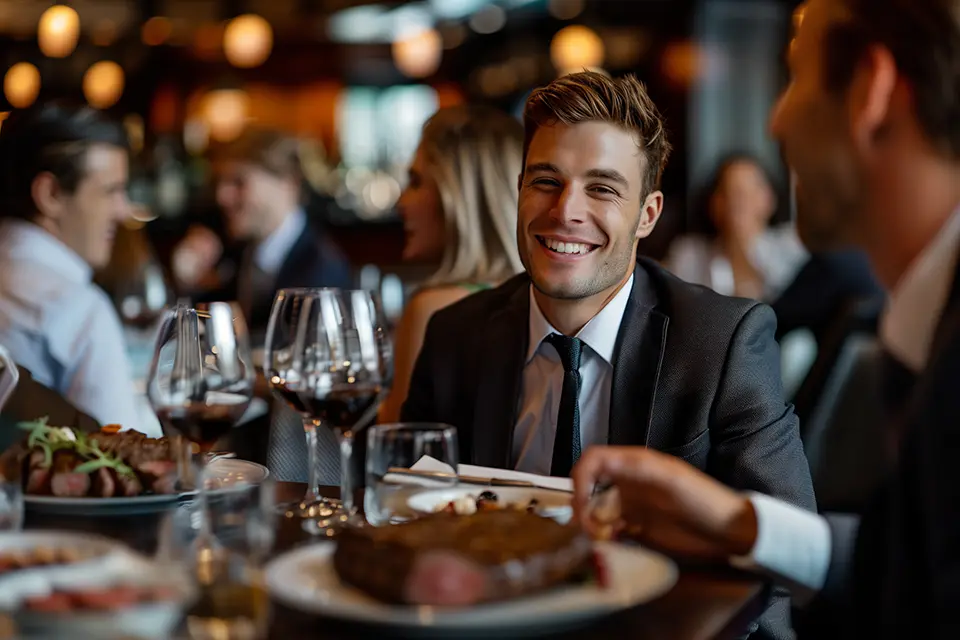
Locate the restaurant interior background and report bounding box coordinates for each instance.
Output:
[0,0,799,322]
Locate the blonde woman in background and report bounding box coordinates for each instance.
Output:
[379,105,524,423]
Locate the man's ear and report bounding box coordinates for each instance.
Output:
[848,44,897,153]
[30,172,65,222]
[636,190,664,239]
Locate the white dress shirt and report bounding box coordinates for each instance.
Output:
[735,206,960,600]
[253,208,306,276]
[512,275,634,475]
[0,219,143,431]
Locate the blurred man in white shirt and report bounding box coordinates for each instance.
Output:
[0,104,142,431]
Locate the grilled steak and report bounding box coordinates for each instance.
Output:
[333,510,593,605]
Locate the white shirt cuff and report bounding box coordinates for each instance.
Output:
[729,492,832,602]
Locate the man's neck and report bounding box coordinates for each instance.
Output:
[533,267,634,336]
[253,207,297,247]
[864,160,960,290]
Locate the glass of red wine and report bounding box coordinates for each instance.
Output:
[263,288,342,527]
[148,302,254,552]
[264,288,392,533]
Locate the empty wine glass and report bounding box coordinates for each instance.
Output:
[148,302,254,554]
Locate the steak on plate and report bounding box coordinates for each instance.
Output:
[333,509,592,605]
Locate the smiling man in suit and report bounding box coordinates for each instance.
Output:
[401,72,814,637]
[402,74,813,497]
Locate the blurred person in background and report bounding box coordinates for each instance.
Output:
[571,0,960,637]
[379,105,525,423]
[665,154,807,301]
[172,128,352,343]
[0,104,142,430]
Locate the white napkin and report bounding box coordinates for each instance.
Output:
[409,455,573,492]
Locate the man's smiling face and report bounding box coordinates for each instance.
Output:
[517,120,656,300]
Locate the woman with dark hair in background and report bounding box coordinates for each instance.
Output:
[665,153,807,301]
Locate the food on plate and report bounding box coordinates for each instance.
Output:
[333,509,594,605]
[22,584,178,613]
[0,418,178,498]
[434,490,542,516]
[0,547,91,576]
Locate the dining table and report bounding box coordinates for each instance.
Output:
[23,480,769,640]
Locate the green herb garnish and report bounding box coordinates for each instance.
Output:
[17,417,135,477]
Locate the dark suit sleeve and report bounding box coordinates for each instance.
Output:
[399,315,440,424]
[709,303,817,511]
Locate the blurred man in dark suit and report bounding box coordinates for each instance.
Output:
[571,1,960,637]
[179,129,352,343]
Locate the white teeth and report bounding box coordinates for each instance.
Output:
[543,238,591,255]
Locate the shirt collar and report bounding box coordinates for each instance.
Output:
[880,206,960,373]
[0,218,93,284]
[526,274,634,365]
[253,208,306,275]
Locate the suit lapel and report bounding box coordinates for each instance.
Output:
[471,282,529,468]
[609,262,669,447]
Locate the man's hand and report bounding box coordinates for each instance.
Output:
[572,446,759,561]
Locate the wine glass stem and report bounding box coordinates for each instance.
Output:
[338,430,355,515]
[193,452,214,548]
[303,419,322,503]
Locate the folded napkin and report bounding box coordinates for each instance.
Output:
[409,456,573,492]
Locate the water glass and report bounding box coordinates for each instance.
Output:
[364,423,458,526]
[157,479,275,640]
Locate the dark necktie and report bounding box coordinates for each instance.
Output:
[545,334,583,477]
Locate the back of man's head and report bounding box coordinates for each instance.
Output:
[824,0,960,159]
[0,103,129,221]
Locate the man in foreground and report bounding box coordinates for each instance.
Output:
[403,71,813,638]
[573,0,960,637]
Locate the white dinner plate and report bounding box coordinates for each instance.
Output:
[406,486,573,524]
[24,458,270,515]
[0,530,194,638]
[265,540,678,636]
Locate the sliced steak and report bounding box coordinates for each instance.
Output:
[116,472,143,497]
[92,467,116,498]
[25,450,51,494]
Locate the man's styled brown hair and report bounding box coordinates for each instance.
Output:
[521,71,672,197]
[824,0,960,159]
[217,127,303,181]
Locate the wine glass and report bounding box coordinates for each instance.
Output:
[327,289,393,522]
[148,302,254,553]
[263,288,342,527]
[263,288,392,533]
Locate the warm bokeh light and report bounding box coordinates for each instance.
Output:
[4,62,41,109]
[661,41,707,87]
[38,5,81,58]
[392,28,443,78]
[92,19,119,47]
[203,89,249,142]
[0,112,9,134]
[223,14,273,68]
[83,61,125,109]
[142,16,173,46]
[548,0,585,20]
[550,25,604,74]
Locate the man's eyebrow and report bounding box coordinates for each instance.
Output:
[525,162,561,174]
[585,168,629,187]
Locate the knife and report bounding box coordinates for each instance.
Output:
[385,467,573,493]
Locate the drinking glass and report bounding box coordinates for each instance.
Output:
[263,288,341,526]
[148,302,254,553]
[0,480,22,531]
[157,479,275,640]
[364,423,458,526]
[264,289,392,533]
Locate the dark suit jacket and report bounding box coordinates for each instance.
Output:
[403,259,816,639]
[207,222,352,343]
[813,258,960,638]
